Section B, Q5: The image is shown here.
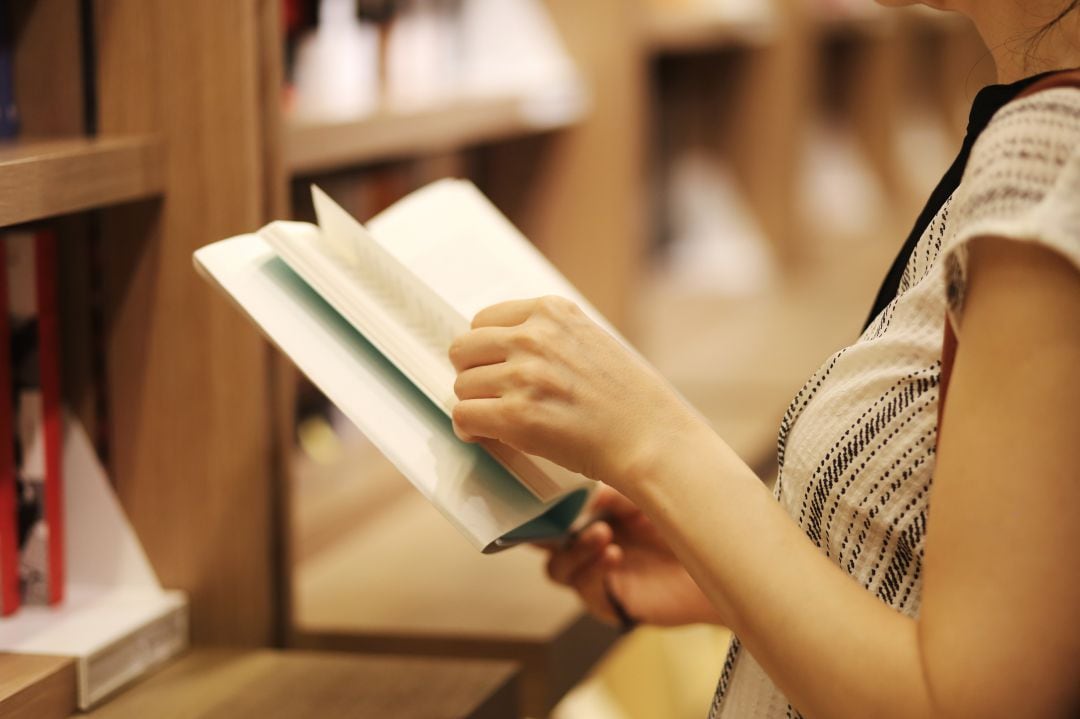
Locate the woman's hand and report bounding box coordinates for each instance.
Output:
[448,296,705,488]
[543,485,724,628]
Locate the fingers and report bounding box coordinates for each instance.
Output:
[448,326,513,372]
[570,543,626,628]
[469,295,579,329]
[453,364,508,401]
[544,523,633,627]
[603,567,638,631]
[451,398,503,442]
[471,299,538,329]
[546,521,614,585]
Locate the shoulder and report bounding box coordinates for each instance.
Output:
[977,84,1080,150]
[946,85,1080,327]
[960,86,1080,211]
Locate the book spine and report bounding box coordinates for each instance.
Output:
[0,0,18,139]
[0,234,17,615]
[34,230,63,605]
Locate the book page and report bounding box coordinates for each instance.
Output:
[260,204,465,413]
[366,179,621,338]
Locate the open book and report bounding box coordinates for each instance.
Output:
[194,180,625,552]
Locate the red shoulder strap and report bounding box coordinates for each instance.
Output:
[937,68,1080,438]
[937,323,958,433]
[1016,68,1080,99]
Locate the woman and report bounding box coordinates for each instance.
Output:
[448,1,1080,716]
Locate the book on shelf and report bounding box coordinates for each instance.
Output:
[0,415,188,709]
[5,229,64,606]
[0,0,18,139]
[286,0,586,125]
[0,234,15,616]
[195,179,647,552]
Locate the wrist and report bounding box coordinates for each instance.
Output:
[603,407,714,499]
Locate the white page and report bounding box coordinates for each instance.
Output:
[366,179,621,337]
[260,217,461,412]
[193,234,584,551]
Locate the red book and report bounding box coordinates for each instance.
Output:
[0,236,18,615]
[35,230,63,605]
[8,229,63,606]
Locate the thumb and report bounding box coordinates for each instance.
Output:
[603,567,638,631]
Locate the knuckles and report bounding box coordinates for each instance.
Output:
[510,328,542,354]
[507,362,532,388]
[501,395,538,431]
[535,295,577,320]
[510,321,559,357]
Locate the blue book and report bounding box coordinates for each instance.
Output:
[0,1,18,139]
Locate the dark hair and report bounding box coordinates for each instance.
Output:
[1031,1,1080,50]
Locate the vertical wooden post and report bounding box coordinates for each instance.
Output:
[93,0,280,645]
[723,0,812,265]
[479,0,649,331]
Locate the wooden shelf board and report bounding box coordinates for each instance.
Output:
[898,6,973,34]
[0,136,164,227]
[290,462,618,717]
[809,8,898,38]
[77,649,520,719]
[812,7,963,38]
[807,8,968,39]
[0,653,77,719]
[644,10,777,53]
[286,96,579,176]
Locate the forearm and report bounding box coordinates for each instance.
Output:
[618,423,934,719]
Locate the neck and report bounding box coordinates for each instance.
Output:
[960,1,1080,83]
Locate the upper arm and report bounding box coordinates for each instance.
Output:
[919,237,1080,717]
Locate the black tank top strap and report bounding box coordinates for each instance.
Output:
[860,67,1080,333]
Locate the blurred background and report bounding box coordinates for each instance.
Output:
[0,0,995,716]
[280,1,992,717]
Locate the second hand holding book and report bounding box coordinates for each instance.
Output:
[195,179,636,552]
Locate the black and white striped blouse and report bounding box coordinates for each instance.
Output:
[710,84,1080,718]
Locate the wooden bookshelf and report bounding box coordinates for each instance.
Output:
[0,136,163,227]
[286,95,583,176]
[0,654,76,719]
[77,649,520,719]
[643,10,777,53]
